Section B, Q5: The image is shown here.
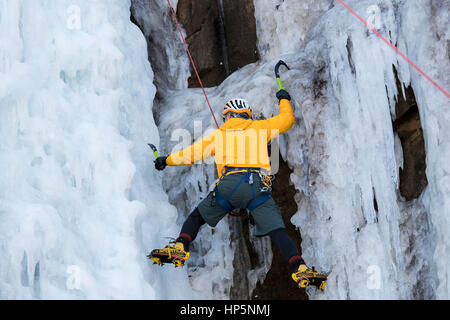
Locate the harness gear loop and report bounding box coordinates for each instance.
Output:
[259,172,273,192]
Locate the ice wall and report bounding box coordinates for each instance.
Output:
[0,0,197,299]
[131,0,190,93]
[254,0,332,62]
[258,0,448,299]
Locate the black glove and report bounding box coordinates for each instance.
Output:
[154,156,168,171]
[276,89,291,101]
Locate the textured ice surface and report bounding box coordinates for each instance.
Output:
[0,0,197,299]
[254,0,332,62]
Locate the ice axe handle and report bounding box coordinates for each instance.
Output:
[148,144,159,159]
[276,78,284,91]
[274,60,290,91]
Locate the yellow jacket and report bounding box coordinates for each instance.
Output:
[166,99,294,177]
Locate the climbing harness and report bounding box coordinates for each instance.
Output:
[167,0,220,129]
[212,167,274,216]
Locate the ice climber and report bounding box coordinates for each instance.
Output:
[149,90,327,290]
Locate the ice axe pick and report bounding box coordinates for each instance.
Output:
[274,60,290,91]
[148,143,159,159]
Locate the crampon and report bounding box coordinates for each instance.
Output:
[292,265,328,291]
[147,240,190,268]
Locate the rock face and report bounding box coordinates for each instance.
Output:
[177,0,259,88]
[221,0,259,74]
[177,0,226,87]
[392,68,428,201]
[229,215,258,300]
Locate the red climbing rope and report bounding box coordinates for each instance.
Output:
[167,0,220,128]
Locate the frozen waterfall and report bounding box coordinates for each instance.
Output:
[0,0,449,300]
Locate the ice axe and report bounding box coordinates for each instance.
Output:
[274,60,290,91]
[148,143,159,159]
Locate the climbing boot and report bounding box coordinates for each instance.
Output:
[292,264,327,291]
[148,241,190,267]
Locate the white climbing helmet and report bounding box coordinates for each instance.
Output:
[222,98,253,120]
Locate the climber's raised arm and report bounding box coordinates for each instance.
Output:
[253,89,295,141]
